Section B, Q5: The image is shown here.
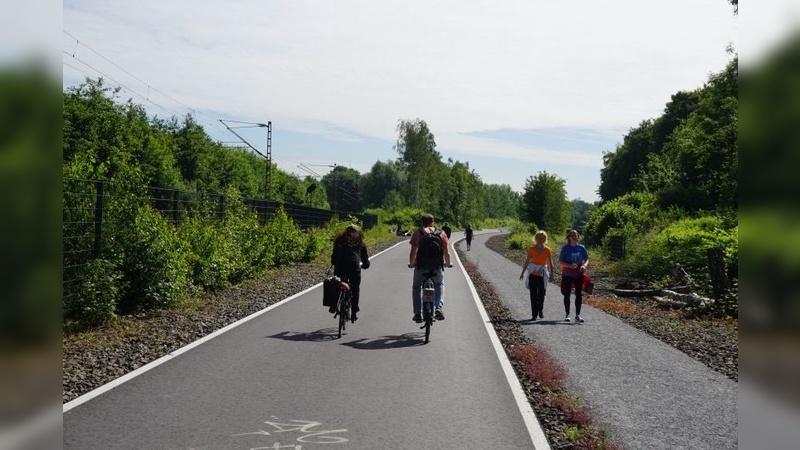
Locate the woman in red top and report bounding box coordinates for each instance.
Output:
[519,230,555,321]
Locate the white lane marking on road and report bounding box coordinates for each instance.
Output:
[63,241,407,413]
[232,418,349,447]
[451,233,553,450]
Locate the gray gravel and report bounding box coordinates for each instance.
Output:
[460,230,738,450]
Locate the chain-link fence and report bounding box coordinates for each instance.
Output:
[63,177,377,303]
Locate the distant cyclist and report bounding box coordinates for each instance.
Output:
[331,224,370,321]
[408,214,452,323]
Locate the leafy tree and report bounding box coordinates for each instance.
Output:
[481,183,520,220]
[442,159,492,225]
[361,160,404,208]
[570,199,595,231]
[299,176,329,208]
[598,120,655,202]
[381,190,405,210]
[582,191,663,247]
[395,118,441,210]
[520,172,571,235]
[321,165,363,212]
[171,115,222,192]
[63,79,134,181]
[272,168,311,204]
[637,58,737,211]
[598,90,700,202]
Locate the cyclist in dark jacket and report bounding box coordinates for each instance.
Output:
[330,224,370,321]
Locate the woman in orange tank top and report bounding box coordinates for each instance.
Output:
[519,230,555,320]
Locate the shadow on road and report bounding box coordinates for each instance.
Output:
[340,334,426,350]
[266,329,340,342]
[517,319,580,326]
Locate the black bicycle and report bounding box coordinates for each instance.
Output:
[420,271,436,343]
[333,279,352,338]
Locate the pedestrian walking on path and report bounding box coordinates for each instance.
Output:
[519,230,554,321]
[558,229,589,323]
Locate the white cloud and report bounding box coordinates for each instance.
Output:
[440,132,602,168]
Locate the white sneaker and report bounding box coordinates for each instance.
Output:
[576,315,585,323]
[564,316,571,323]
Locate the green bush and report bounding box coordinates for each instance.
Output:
[178,216,234,291]
[65,258,122,326]
[222,194,272,282]
[583,192,663,246]
[302,230,324,262]
[626,215,738,280]
[381,207,427,231]
[264,207,305,266]
[114,202,190,313]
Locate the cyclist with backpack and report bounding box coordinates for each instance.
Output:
[407,214,452,323]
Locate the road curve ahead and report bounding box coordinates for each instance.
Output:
[64,232,547,449]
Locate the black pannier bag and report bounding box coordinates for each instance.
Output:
[323,274,341,307]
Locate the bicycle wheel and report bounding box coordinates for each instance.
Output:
[423,302,432,343]
[337,293,347,338]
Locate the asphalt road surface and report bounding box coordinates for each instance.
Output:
[64,231,547,449]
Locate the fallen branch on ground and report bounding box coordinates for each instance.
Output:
[611,286,691,297]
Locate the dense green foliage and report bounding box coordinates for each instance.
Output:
[392,118,520,226]
[622,216,738,281]
[570,199,595,231]
[597,59,737,213]
[519,172,572,237]
[586,53,738,302]
[582,192,673,248]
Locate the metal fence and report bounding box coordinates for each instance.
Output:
[63,177,376,302]
[608,235,625,261]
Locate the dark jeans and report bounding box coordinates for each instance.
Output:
[561,274,584,316]
[335,271,362,312]
[528,274,546,316]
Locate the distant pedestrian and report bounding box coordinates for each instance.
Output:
[519,230,555,320]
[465,224,474,251]
[558,229,589,323]
[442,222,452,239]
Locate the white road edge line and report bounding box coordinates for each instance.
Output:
[63,241,407,413]
[451,233,552,450]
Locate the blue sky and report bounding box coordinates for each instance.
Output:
[60,0,740,201]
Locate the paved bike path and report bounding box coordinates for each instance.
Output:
[64,232,546,449]
[460,231,738,450]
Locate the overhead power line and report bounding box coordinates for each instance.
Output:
[62,29,227,137]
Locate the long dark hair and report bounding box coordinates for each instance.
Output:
[334,224,364,248]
